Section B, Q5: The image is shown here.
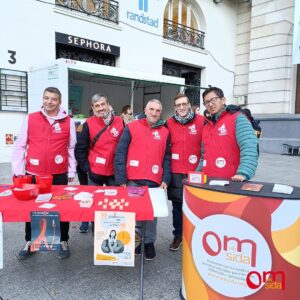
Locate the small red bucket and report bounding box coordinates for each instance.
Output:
[36,175,53,193]
[12,175,33,188]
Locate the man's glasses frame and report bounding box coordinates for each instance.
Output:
[174,102,189,108]
[203,96,220,107]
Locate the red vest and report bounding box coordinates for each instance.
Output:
[167,115,204,174]
[87,115,124,176]
[26,112,70,175]
[202,111,240,179]
[126,119,169,185]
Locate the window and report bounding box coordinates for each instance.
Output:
[163,0,205,49]
[55,0,119,24]
[0,69,28,112]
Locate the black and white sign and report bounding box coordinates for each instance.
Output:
[56,32,120,56]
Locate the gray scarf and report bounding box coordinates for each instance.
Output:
[173,110,195,124]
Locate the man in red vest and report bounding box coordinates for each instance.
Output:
[167,93,204,251]
[114,99,171,260]
[75,94,124,232]
[198,86,258,180]
[12,87,77,259]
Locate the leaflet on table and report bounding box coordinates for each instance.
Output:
[241,183,263,192]
[94,211,135,267]
[35,193,52,202]
[272,183,293,194]
[0,189,12,197]
[0,213,3,269]
[30,211,60,252]
[74,192,93,201]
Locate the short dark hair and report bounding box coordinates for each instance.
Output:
[202,87,224,100]
[121,105,131,114]
[174,93,189,103]
[44,87,61,101]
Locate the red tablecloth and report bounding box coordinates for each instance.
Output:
[0,185,154,222]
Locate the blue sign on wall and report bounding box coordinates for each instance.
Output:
[127,0,158,29]
[139,0,148,12]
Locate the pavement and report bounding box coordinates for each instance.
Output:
[0,152,300,300]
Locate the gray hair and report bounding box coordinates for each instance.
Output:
[145,99,162,110]
[91,94,108,106]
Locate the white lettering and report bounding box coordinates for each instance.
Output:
[86,40,92,48]
[93,42,99,50]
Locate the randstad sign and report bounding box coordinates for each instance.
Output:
[127,0,159,29]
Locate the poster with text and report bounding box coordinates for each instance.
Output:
[94,211,135,267]
[30,211,60,252]
[181,185,300,300]
[0,213,3,269]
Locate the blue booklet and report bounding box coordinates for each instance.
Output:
[30,211,60,252]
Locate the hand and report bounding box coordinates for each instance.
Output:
[120,184,127,187]
[231,174,246,182]
[68,177,74,182]
[160,181,168,191]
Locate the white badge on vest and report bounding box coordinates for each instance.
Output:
[172,153,179,160]
[129,160,139,167]
[96,157,106,165]
[30,158,39,165]
[55,155,64,164]
[189,155,197,164]
[215,157,226,168]
[152,165,159,174]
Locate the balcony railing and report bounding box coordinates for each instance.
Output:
[163,19,205,49]
[55,0,119,24]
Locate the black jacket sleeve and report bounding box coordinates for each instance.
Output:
[162,133,171,186]
[114,126,131,185]
[75,122,91,173]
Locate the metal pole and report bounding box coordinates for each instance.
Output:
[131,80,135,112]
[139,222,146,300]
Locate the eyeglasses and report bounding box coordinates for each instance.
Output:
[175,102,189,108]
[203,97,220,106]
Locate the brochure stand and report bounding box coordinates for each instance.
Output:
[181,179,300,300]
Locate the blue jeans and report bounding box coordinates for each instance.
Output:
[128,180,158,244]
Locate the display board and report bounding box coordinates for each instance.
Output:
[181,184,300,300]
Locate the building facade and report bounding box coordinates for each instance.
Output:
[0,0,299,162]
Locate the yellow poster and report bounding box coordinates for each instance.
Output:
[94,211,135,267]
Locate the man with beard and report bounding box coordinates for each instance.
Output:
[75,94,124,232]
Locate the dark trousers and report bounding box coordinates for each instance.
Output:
[88,172,115,186]
[25,173,70,242]
[172,201,183,238]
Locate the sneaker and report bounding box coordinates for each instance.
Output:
[18,241,32,260]
[169,236,182,251]
[58,241,70,259]
[79,222,89,233]
[145,243,156,260]
[135,243,141,255]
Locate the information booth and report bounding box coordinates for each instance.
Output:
[181,179,300,300]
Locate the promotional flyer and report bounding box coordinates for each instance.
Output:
[182,185,300,300]
[30,211,60,252]
[94,211,135,267]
